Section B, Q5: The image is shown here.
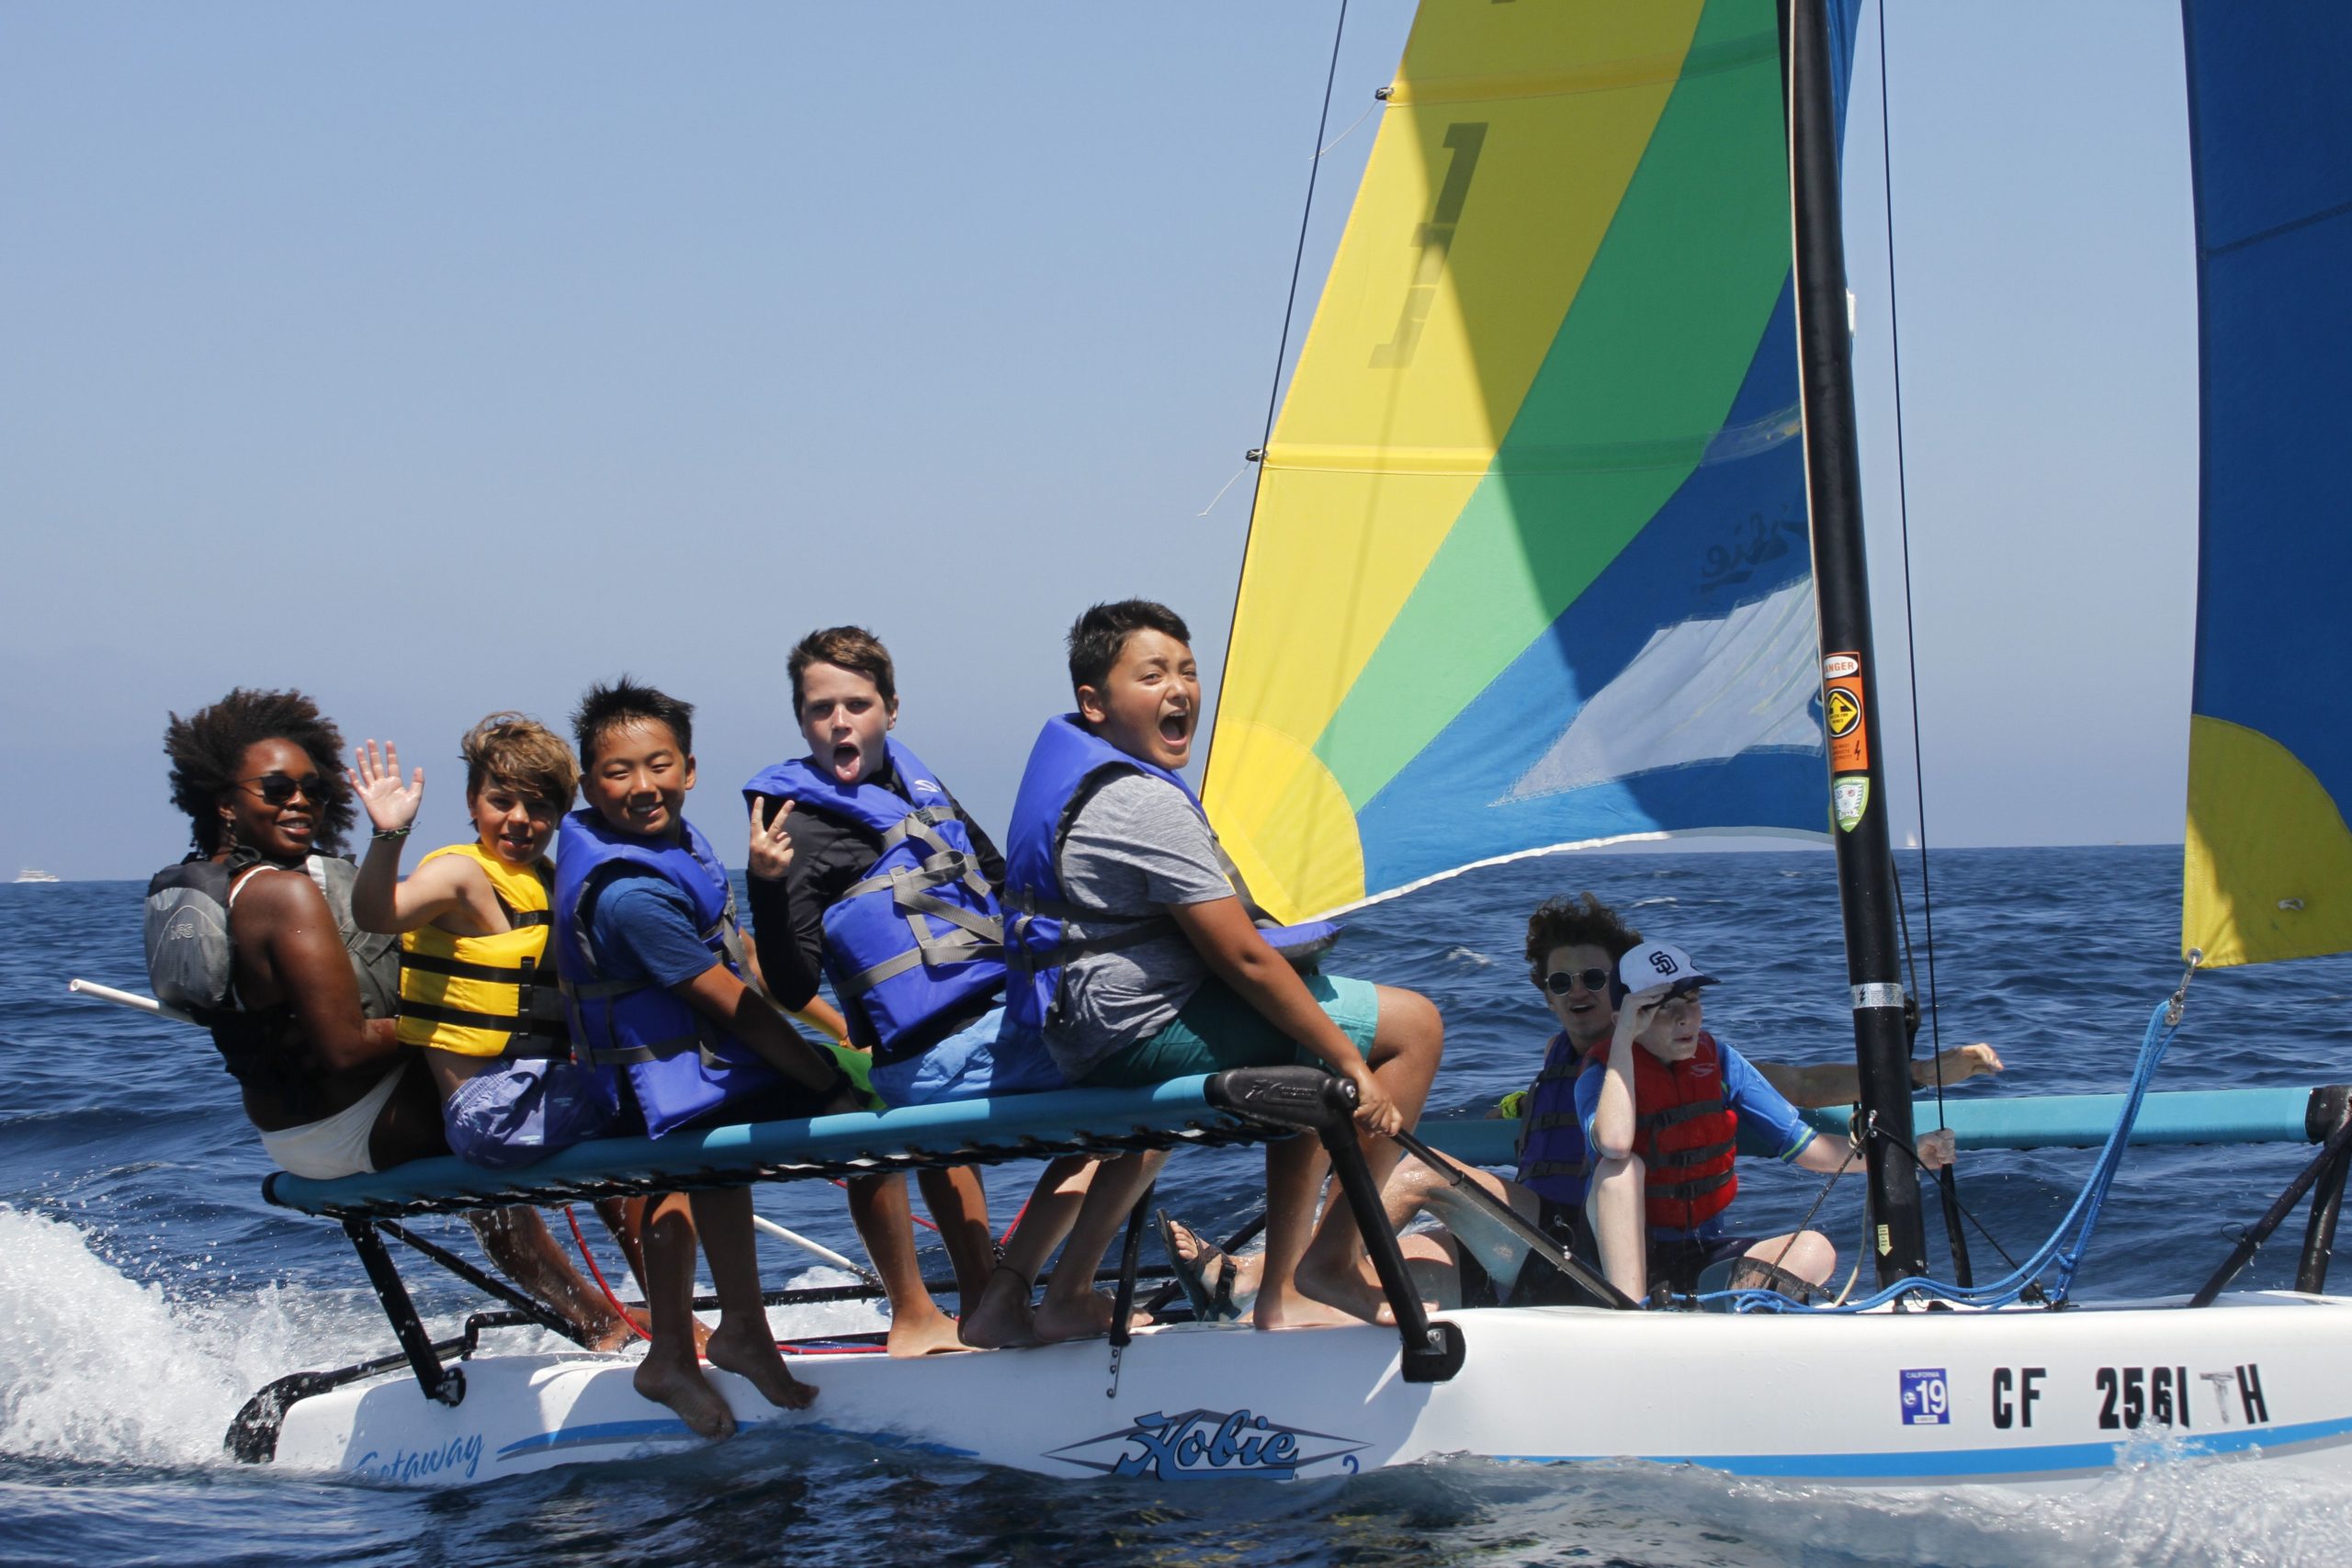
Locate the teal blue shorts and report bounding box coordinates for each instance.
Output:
[1080,973,1381,1088]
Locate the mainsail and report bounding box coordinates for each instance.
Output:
[2179,5,2352,968]
[1204,0,1860,923]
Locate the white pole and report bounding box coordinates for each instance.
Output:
[751,1213,878,1286]
[74,977,888,1282]
[69,977,200,1027]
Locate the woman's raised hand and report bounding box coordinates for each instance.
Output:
[347,740,424,834]
[749,798,797,882]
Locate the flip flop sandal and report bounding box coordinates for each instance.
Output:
[1155,1208,1244,1323]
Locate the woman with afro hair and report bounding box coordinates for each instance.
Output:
[160,687,441,1178]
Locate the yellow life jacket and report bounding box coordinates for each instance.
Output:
[396,843,570,1059]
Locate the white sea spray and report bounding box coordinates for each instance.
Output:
[0,1205,392,1465]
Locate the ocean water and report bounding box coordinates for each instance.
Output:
[6,845,2352,1566]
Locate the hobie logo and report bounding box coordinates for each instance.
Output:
[1046,1408,1369,1480]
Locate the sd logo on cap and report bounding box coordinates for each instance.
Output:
[1612,942,1719,1004]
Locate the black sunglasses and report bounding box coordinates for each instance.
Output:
[1544,966,1611,996]
[240,772,327,807]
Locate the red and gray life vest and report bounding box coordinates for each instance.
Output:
[1513,1030,1591,1207]
[1623,1031,1741,1235]
[741,738,1004,1054]
[999,715,1339,1045]
[550,809,785,1137]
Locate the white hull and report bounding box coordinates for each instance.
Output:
[275,1292,2352,1488]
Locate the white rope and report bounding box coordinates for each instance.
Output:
[1315,95,1382,161]
[1195,463,1252,517]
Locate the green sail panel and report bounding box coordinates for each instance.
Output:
[1206,0,1848,921]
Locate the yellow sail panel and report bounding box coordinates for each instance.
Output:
[2184,717,2352,968]
[1211,2,1707,918]
[1226,2,1702,750]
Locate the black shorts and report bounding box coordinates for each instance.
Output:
[1648,1233,1758,1295]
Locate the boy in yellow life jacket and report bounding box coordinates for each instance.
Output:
[348,713,645,1349]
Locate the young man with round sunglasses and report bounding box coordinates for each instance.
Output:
[1160,893,2001,1315]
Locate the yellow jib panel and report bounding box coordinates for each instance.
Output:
[2183,715,2352,967]
[1212,1,1705,881]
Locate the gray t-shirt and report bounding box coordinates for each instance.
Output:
[1048,771,1237,1077]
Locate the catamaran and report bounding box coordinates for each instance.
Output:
[81,0,2352,1488]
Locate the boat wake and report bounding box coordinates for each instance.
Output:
[0,1205,890,1472]
[0,1205,394,1467]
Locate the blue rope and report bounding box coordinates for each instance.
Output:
[1698,997,2183,1314]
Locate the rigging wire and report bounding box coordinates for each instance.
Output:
[1874,2,1941,1077]
[1198,0,1354,788]
[1874,0,1984,1288]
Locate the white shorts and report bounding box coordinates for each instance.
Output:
[259,1066,406,1180]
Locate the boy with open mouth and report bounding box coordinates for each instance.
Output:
[997,599,1445,1332]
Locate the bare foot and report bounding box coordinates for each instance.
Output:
[1269,1258,1397,1329]
[1032,1287,1153,1345]
[633,1349,736,1439]
[957,1265,1038,1349]
[705,1316,817,1411]
[597,1302,705,1355]
[582,1312,636,1354]
[886,1305,969,1359]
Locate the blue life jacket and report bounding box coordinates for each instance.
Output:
[551,808,786,1137]
[1000,715,1340,1043]
[1514,1030,1591,1207]
[741,738,1006,1053]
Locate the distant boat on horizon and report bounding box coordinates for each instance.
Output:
[12,868,61,885]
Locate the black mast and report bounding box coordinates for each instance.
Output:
[1785,0,1928,1287]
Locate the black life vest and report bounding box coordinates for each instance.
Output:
[144,849,398,1113]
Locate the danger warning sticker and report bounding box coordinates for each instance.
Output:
[1823,652,1868,772]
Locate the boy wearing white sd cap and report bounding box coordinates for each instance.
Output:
[1579,941,1958,1300]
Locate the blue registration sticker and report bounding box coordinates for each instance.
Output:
[1900,1368,1951,1426]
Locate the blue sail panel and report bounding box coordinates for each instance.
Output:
[2180,3,2352,966]
[1356,283,1826,897]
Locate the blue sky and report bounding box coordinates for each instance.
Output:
[0,3,2198,880]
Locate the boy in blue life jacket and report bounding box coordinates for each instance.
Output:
[744,625,1101,1355]
[558,679,869,1438]
[990,599,1446,1334]
[1580,941,1959,1300]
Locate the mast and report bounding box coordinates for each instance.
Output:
[1784,0,1928,1287]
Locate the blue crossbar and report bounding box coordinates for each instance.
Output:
[1416,1087,2327,1168]
[266,1074,1252,1218]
